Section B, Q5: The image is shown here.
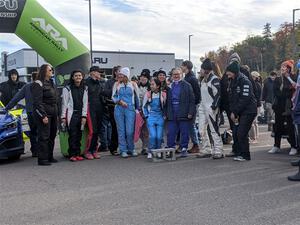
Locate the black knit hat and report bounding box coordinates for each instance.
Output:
[140,69,151,80]
[226,61,240,74]
[157,70,166,76]
[201,58,213,70]
[152,71,158,77]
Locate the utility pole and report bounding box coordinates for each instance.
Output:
[88,0,93,66]
[188,34,193,61]
[292,9,300,57]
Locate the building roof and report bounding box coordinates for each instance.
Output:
[7,48,175,56]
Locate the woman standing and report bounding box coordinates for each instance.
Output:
[138,69,151,154]
[143,79,167,159]
[61,70,88,162]
[157,70,170,146]
[269,60,297,155]
[112,67,140,158]
[164,67,196,157]
[32,64,58,166]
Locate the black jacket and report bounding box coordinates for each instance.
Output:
[0,79,25,106]
[86,77,105,112]
[240,67,260,108]
[31,79,58,119]
[164,80,196,121]
[229,73,257,117]
[272,75,295,114]
[103,78,117,108]
[104,78,116,97]
[220,73,230,112]
[184,71,200,105]
[262,77,275,104]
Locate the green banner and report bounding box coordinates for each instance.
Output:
[15,0,89,67]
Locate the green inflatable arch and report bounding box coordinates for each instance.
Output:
[0,0,90,86]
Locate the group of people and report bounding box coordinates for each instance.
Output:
[1,53,300,168]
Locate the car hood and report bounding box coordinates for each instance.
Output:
[0,111,16,127]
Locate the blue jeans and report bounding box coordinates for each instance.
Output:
[114,105,135,154]
[147,115,164,152]
[98,113,112,150]
[167,119,191,149]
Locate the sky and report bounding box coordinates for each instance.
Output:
[0,0,299,70]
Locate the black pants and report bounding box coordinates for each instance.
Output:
[68,112,82,157]
[108,106,118,152]
[233,114,256,160]
[88,109,102,153]
[27,112,38,155]
[34,114,57,161]
[274,112,296,148]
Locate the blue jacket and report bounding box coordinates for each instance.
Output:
[5,83,33,113]
[164,80,195,121]
[112,81,140,110]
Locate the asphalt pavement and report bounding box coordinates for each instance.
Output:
[1,125,300,225]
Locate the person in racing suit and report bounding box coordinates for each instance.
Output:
[196,58,224,159]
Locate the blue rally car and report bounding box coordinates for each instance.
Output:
[0,107,24,160]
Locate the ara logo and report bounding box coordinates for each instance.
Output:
[32,18,68,50]
[0,0,18,11]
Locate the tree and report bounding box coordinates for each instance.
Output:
[263,23,272,39]
[201,22,300,74]
[273,22,293,69]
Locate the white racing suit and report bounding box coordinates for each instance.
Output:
[198,72,223,156]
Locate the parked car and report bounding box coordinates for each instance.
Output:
[0,105,25,160]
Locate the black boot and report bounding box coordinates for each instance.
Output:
[38,160,51,166]
[291,159,300,167]
[110,149,119,156]
[288,172,300,181]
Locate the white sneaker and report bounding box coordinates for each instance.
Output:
[233,156,246,162]
[147,153,152,159]
[268,147,280,154]
[157,152,162,158]
[289,148,298,156]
